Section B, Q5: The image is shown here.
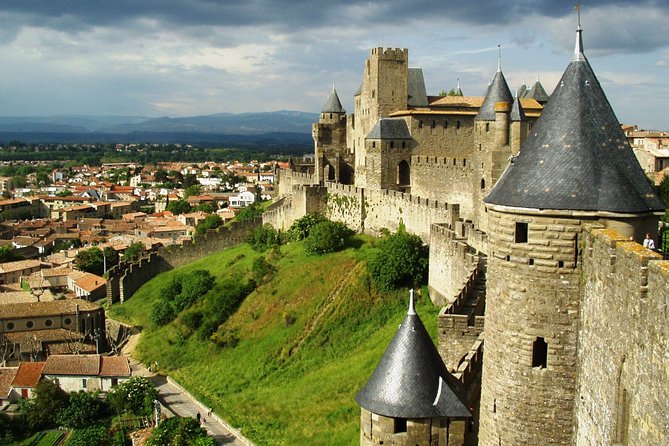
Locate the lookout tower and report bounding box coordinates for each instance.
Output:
[313,87,353,184]
[356,290,471,445]
[478,18,664,446]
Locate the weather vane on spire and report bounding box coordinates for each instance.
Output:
[575,3,581,28]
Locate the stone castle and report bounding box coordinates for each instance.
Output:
[265,19,668,446]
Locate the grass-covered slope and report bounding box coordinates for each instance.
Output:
[108,237,439,445]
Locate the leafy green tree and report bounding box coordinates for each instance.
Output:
[247,224,282,251]
[368,229,429,292]
[147,416,214,446]
[151,302,176,326]
[58,390,109,428]
[0,411,20,444]
[0,245,21,263]
[303,221,354,255]
[175,270,215,312]
[182,174,198,189]
[195,203,215,213]
[20,379,68,431]
[183,184,200,199]
[200,278,254,341]
[659,174,669,211]
[56,189,74,197]
[123,241,145,262]
[75,247,104,275]
[195,214,223,236]
[235,202,263,222]
[250,256,276,286]
[287,214,327,241]
[166,199,192,215]
[154,169,169,183]
[103,246,120,271]
[106,377,158,417]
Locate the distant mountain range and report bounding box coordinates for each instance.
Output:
[0,111,319,147]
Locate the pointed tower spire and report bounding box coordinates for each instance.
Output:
[408,289,416,315]
[573,4,586,61]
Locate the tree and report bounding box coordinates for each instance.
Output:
[0,245,21,263]
[235,202,263,222]
[303,220,354,255]
[58,390,109,428]
[166,199,192,215]
[195,214,222,236]
[368,229,429,292]
[21,378,68,431]
[154,169,169,183]
[106,376,158,417]
[659,174,669,211]
[147,416,214,446]
[123,241,145,262]
[247,224,282,251]
[182,174,199,189]
[103,246,120,271]
[56,189,74,197]
[184,184,201,199]
[287,213,327,241]
[75,247,104,275]
[195,203,215,214]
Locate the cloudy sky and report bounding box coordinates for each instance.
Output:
[0,1,667,130]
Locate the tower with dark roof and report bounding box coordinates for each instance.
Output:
[478,21,664,446]
[363,117,413,191]
[522,77,550,105]
[356,290,471,446]
[472,55,516,233]
[313,87,354,184]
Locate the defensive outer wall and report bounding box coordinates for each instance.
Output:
[575,228,669,445]
[106,219,260,304]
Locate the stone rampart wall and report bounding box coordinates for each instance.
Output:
[575,228,669,446]
[428,223,479,306]
[411,156,475,221]
[325,183,365,233]
[277,169,315,197]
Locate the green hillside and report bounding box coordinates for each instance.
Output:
[108,236,439,445]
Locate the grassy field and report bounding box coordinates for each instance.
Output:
[108,236,439,445]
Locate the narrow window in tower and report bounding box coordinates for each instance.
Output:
[485,122,490,132]
[515,222,528,243]
[419,120,423,129]
[444,120,448,129]
[372,142,376,148]
[456,120,461,129]
[481,178,486,189]
[532,337,548,368]
[529,121,533,131]
[463,159,467,167]
[394,418,408,433]
[431,120,436,129]
[574,234,579,266]
[402,141,406,149]
[372,90,375,98]
[390,141,394,149]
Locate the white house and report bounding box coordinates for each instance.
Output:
[41,354,131,392]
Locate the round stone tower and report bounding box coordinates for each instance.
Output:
[313,87,350,183]
[356,291,471,446]
[478,22,665,446]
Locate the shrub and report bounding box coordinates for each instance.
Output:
[250,256,276,286]
[67,425,110,446]
[180,310,204,332]
[235,202,263,222]
[58,390,109,428]
[247,224,283,251]
[195,214,222,236]
[20,379,68,431]
[368,229,429,292]
[287,213,327,241]
[147,416,214,446]
[106,377,158,417]
[303,221,354,255]
[151,301,176,326]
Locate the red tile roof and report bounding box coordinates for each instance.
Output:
[42,354,99,376]
[100,356,131,377]
[0,368,18,396]
[12,362,45,387]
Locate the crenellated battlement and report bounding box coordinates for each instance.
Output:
[371,47,408,58]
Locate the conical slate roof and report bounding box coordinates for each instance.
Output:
[517,83,528,98]
[475,69,513,121]
[485,27,665,213]
[524,79,550,103]
[510,95,526,122]
[356,292,471,419]
[367,117,411,140]
[322,88,345,113]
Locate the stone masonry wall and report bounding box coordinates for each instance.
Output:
[575,228,669,446]
[277,169,315,197]
[428,223,479,307]
[479,210,583,446]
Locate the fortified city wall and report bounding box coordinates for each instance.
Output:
[575,228,669,446]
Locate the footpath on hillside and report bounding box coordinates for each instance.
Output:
[121,329,254,446]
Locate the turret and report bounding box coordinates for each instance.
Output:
[509,93,527,154]
[356,290,471,446]
[478,18,664,446]
[313,87,351,184]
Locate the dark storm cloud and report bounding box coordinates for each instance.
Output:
[2,0,666,32]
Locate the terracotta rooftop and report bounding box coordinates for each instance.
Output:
[100,356,131,377]
[4,328,83,344]
[74,273,106,293]
[0,367,18,397]
[12,362,45,387]
[0,260,45,274]
[42,354,100,376]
